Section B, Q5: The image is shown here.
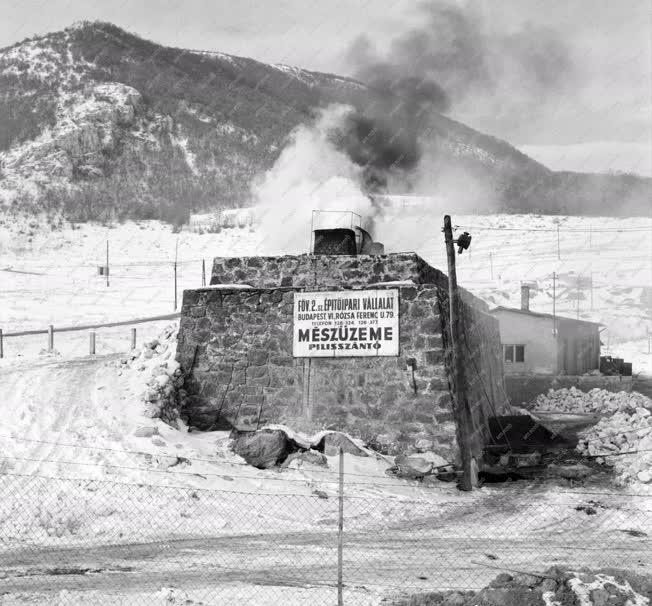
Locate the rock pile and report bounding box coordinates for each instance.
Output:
[120,324,183,426]
[392,567,652,606]
[231,426,371,469]
[577,406,652,487]
[530,388,652,488]
[532,387,651,415]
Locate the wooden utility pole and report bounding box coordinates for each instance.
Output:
[337,446,344,605]
[443,215,474,492]
[174,238,179,311]
[202,259,206,287]
[552,272,557,330]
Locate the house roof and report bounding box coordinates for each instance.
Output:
[490,306,603,327]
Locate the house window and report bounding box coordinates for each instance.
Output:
[504,344,525,363]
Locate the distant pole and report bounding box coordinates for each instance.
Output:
[443,215,473,492]
[131,328,137,350]
[174,238,179,311]
[489,252,494,280]
[89,331,96,355]
[106,240,110,287]
[552,272,557,337]
[202,259,206,287]
[556,224,560,260]
[48,325,54,352]
[337,446,344,606]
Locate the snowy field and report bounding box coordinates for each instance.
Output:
[1,211,650,374]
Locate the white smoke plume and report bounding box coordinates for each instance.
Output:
[253,105,376,255]
[252,104,455,257]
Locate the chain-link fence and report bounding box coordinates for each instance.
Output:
[1,467,650,605]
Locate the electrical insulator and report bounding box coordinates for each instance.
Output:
[456,232,472,254]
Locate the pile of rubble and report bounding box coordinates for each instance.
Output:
[530,387,652,488]
[391,567,652,606]
[577,406,652,486]
[119,324,184,426]
[532,386,650,415]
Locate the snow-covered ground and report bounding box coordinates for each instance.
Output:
[1,211,651,602]
[0,351,650,604]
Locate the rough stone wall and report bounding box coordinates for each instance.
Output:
[177,285,460,458]
[210,253,441,290]
[177,281,508,461]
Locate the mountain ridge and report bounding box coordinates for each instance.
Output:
[0,21,649,223]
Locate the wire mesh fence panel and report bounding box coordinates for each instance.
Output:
[0,475,341,605]
[341,490,652,604]
[1,473,650,605]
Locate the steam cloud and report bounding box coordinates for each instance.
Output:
[253,106,378,255]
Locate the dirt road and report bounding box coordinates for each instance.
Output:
[0,508,649,604]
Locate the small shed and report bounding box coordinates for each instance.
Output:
[491,305,602,376]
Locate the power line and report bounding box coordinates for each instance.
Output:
[454,225,652,233]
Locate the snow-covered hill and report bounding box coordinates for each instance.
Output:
[1,21,650,222]
[0,22,367,221]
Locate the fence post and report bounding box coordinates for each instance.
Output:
[131,328,137,350]
[337,446,344,605]
[0,328,3,358]
[48,325,54,352]
[89,331,96,355]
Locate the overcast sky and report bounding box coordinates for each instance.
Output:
[1,0,650,171]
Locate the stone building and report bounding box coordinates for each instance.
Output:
[176,252,508,463]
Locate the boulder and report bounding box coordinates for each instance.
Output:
[637,470,652,483]
[317,432,368,457]
[232,430,293,469]
[282,450,329,469]
[392,455,433,479]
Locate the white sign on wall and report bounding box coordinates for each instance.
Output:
[293,289,399,357]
